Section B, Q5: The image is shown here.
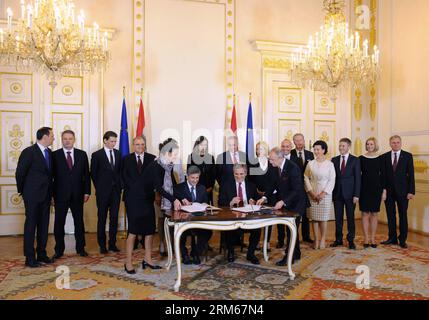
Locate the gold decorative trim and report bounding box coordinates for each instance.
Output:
[263,57,292,70]
[0,72,34,104]
[314,91,337,115]
[0,110,33,177]
[51,76,84,106]
[278,119,302,145]
[314,120,337,158]
[278,87,302,114]
[51,112,84,149]
[0,184,25,216]
[354,88,362,121]
[414,160,429,174]
[354,137,363,156]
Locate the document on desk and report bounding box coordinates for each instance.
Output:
[181,203,208,213]
[232,205,262,213]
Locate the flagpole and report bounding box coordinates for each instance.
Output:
[120,86,128,240]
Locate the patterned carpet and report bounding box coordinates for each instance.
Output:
[1,236,428,300]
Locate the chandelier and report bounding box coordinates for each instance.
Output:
[291,0,380,100]
[0,0,110,88]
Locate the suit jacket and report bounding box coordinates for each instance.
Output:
[264,159,305,214]
[15,144,53,202]
[381,150,415,198]
[247,160,277,193]
[174,182,208,204]
[52,148,91,202]
[187,153,216,190]
[215,151,247,187]
[90,148,122,197]
[290,149,314,173]
[121,152,156,201]
[218,179,260,207]
[332,154,362,200]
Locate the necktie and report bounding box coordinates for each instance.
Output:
[393,153,398,172]
[278,167,282,178]
[44,148,50,170]
[298,151,304,167]
[238,182,243,200]
[66,151,73,170]
[233,153,238,164]
[341,156,346,175]
[109,150,115,170]
[137,155,143,174]
[191,186,196,202]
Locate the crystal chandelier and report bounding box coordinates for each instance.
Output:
[0,0,110,88]
[291,0,380,100]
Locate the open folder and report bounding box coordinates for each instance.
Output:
[231,205,262,213]
[181,203,221,213]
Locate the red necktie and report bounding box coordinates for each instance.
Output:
[238,182,243,200]
[341,156,346,175]
[66,151,73,170]
[393,153,398,172]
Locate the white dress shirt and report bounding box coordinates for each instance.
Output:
[340,153,350,168]
[258,157,268,172]
[63,148,75,165]
[104,147,116,166]
[135,152,145,163]
[284,153,291,160]
[391,150,401,165]
[236,180,248,204]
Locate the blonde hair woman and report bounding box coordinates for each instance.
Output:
[359,137,386,248]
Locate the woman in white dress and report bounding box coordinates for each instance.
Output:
[304,140,336,249]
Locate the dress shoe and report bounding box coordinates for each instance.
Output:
[348,242,357,250]
[276,242,284,249]
[100,247,108,254]
[182,254,192,265]
[192,255,201,265]
[124,264,136,274]
[399,242,408,249]
[37,256,54,264]
[53,253,63,259]
[227,250,235,263]
[246,254,260,265]
[363,243,370,249]
[142,260,162,270]
[77,250,89,257]
[25,259,41,268]
[371,244,378,249]
[303,238,314,244]
[381,239,398,245]
[108,245,120,253]
[330,241,343,248]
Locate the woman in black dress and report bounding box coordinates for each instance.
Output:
[187,136,216,204]
[359,137,387,248]
[123,138,182,273]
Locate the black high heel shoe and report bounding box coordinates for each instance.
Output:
[363,243,370,249]
[124,264,136,274]
[142,260,162,270]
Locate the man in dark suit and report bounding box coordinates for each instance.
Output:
[174,166,212,265]
[291,133,315,244]
[381,135,415,248]
[52,130,91,258]
[15,127,55,267]
[216,135,247,194]
[219,164,261,265]
[257,147,305,265]
[91,131,122,254]
[331,138,361,250]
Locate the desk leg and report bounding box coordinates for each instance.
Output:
[174,224,183,292]
[164,218,173,270]
[263,226,269,262]
[285,221,297,280]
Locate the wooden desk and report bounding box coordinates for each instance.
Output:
[164,208,299,292]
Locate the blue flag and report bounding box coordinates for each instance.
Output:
[119,98,130,158]
[246,101,255,165]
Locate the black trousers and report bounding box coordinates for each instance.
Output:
[180,229,213,257]
[301,213,311,240]
[385,192,409,243]
[23,197,51,260]
[285,217,301,259]
[54,198,86,255]
[225,229,261,255]
[334,197,356,243]
[96,189,121,248]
